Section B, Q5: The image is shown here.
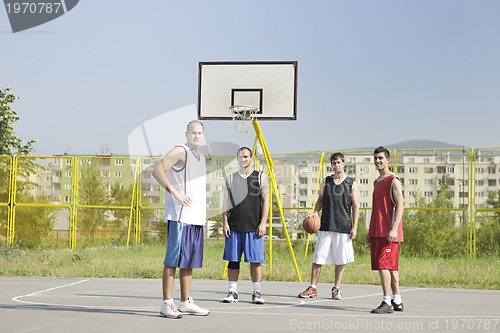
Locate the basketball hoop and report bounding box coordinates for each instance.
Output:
[229,105,258,135]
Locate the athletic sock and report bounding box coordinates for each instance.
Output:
[253,281,261,291]
[310,284,317,289]
[392,295,402,305]
[383,296,392,305]
[229,281,237,291]
[164,297,174,304]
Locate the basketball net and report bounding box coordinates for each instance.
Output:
[229,105,258,136]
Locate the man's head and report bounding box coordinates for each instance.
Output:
[373,146,391,171]
[185,120,204,148]
[330,152,346,174]
[236,146,254,168]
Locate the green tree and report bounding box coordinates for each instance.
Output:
[403,176,466,257]
[77,161,110,243]
[476,191,500,256]
[0,88,38,202]
[0,88,37,156]
[0,87,56,246]
[109,183,134,228]
[209,214,223,239]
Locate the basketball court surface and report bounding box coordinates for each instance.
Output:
[1,277,499,333]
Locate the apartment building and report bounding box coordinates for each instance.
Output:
[25,149,500,230]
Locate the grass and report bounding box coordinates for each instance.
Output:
[1,240,499,290]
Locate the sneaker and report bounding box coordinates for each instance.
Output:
[391,300,404,312]
[331,286,342,300]
[160,301,183,319]
[179,297,210,316]
[298,286,317,299]
[223,289,239,303]
[371,301,394,314]
[252,290,266,304]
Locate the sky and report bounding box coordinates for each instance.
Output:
[1,0,499,156]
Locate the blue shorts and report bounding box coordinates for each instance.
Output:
[164,221,204,269]
[223,230,265,263]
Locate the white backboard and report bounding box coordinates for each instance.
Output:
[198,61,298,120]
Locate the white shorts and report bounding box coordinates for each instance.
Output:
[313,231,354,265]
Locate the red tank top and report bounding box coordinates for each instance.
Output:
[368,174,404,242]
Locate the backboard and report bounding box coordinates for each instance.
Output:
[198,61,298,120]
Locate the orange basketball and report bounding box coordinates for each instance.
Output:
[302,214,320,234]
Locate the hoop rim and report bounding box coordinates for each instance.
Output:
[229,105,259,114]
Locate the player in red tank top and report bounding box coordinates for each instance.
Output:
[367,146,405,314]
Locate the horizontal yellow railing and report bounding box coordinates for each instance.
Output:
[1,147,499,257]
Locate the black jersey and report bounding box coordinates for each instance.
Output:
[227,170,262,232]
[320,176,354,234]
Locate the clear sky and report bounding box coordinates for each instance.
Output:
[1,0,499,156]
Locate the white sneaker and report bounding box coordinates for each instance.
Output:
[160,300,183,319]
[179,297,210,316]
[252,290,265,304]
[223,289,239,303]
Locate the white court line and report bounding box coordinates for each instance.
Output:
[12,279,89,304]
[11,283,500,319]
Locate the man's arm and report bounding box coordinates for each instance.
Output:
[312,179,326,218]
[388,177,404,242]
[222,177,231,238]
[152,146,192,206]
[350,180,360,240]
[256,173,270,237]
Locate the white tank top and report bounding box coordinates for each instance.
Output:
[164,144,206,225]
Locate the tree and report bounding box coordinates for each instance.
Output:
[0,88,38,202]
[403,175,466,257]
[77,161,110,243]
[0,87,37,156]
[0,87,56,246]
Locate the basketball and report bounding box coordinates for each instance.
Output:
[302,214,320,234]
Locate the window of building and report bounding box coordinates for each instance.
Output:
[115,159,124,165]
[409,179,418,185]
[476,180,484,186]
[359,178,369,184]
[424,167,433,173]
[359,191,369,197]
[114,171,123,178]
[215,159,225,166]
[359,167,369,174]
[408,167,418,173]
[476,167,484,174]
[424,179,433,185]
[360,202,369,208]
[215,184,224,192]
[476,192,484,198]
[424,191,433,197]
